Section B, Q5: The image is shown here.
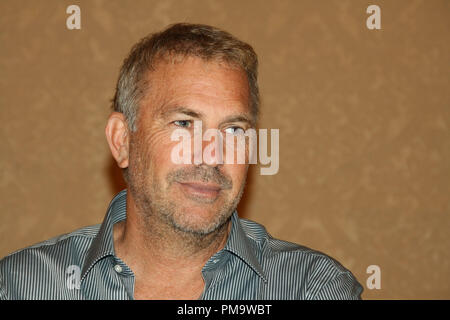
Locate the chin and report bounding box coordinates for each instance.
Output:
[170,206,231,235]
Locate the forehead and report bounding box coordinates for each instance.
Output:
[140,56,251,119]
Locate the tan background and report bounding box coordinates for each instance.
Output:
[1,0,449,299]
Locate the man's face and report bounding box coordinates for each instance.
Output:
[127,56,253,236]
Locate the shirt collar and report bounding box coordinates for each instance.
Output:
[81,189,267,283]
[81,190,127,282]
[224,212,267,282]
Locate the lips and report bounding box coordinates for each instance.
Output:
[177,181,222,200]
[179,182,221,192]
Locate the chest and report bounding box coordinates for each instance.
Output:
[133,278,206,300]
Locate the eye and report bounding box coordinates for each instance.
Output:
[173,120,192,128]
[224,126,245,135]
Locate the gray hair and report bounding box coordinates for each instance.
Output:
[112,23,260,131]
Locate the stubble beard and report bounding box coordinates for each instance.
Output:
[126,135,247,246]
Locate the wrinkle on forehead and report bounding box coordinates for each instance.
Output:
[138,56,251,120]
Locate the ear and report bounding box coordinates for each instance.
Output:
[105,112,130,169]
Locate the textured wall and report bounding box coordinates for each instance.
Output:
[1,0,449,299]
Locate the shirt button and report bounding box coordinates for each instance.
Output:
[213,259,220,264]
[114,264,123,273]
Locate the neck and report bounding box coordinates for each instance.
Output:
[113,192,231,281]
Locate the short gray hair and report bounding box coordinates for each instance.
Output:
[112,23,260,131]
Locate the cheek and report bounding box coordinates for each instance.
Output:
[145,131,184,178]
[223,164,248,190]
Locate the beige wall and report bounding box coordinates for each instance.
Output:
[1,0,449,299]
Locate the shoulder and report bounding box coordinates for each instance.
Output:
[238,217,363,299]
[1,224,100,261]
[238,216,337,261]
[0,224,100,297]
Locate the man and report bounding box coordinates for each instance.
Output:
[0,23,363,299]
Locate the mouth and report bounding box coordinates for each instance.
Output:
[177,181,222,201]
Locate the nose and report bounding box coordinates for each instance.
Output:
[192,124,223,167]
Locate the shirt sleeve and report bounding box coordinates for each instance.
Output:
[313,271,363,300]
[0,269,7,300]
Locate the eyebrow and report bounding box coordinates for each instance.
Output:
[219,114,254,127]
[160,106,204,120]
[161,105,254,126]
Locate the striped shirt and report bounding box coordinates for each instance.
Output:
[0,190,363,300]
